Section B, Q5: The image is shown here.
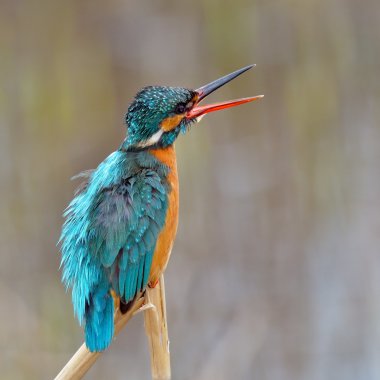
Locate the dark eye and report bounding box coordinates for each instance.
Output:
[174,103,186,114]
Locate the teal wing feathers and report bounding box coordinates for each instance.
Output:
[91,169,168,302]
[59,150,170,351]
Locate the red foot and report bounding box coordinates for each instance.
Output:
[148,279,159,288]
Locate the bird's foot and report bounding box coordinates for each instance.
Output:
[148,278,159,288]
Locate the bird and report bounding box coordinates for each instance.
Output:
[59,64,263,352]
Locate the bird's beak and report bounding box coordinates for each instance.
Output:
[186,65,264,120]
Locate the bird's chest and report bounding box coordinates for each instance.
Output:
[148,145,179,285]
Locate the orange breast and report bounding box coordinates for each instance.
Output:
[148,145,179,286]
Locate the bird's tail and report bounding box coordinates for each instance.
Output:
[61,242,115,352]
[84,284,114,352]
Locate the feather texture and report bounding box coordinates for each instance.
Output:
[60,149,170,352]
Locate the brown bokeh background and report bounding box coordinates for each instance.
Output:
[1,0,379,379]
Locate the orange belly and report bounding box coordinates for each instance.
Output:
[148,145,179,286]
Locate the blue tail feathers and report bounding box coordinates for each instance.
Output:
[84,285,114,352]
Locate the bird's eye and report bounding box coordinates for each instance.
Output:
[174,103,187,114]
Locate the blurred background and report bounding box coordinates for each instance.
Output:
[1,0,379,379]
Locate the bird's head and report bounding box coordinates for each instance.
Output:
[123,65,263,151]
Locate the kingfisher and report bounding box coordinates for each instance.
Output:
[59,65,263,352]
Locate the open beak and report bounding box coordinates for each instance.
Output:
[186,64,264,120]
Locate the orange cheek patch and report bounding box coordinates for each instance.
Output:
[160,114,184,132]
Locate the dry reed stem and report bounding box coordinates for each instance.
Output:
[55,275,171,380]
[54,296,145,380]
[143,275,171,380]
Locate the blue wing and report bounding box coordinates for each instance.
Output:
[91,169,168,302]
[60,151,169,351]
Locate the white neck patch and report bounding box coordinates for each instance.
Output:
[135,129,164,148]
